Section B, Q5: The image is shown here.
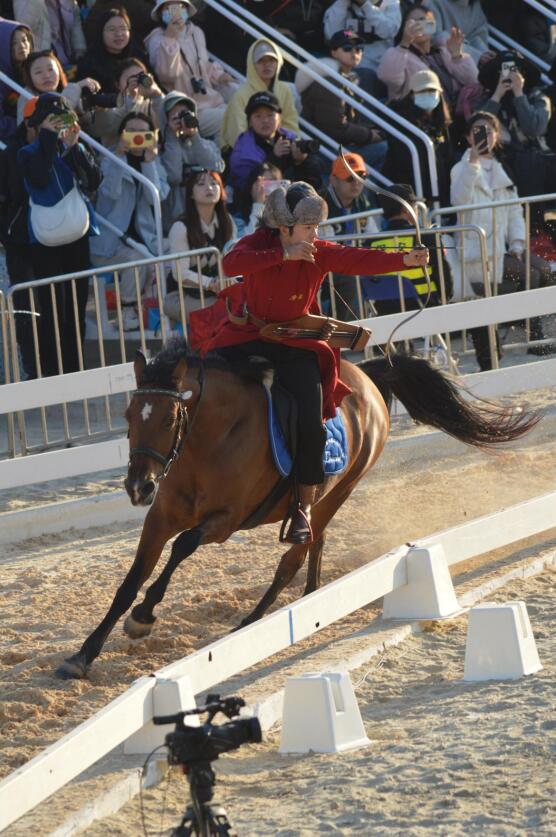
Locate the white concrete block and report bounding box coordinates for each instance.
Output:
[279,672,369,754]
[124,675,198,754]
[382,544,461,620]
[464,601,542,681]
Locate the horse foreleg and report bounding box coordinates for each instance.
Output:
[304,532,326,596]
[236,542,309,628]
[56,517,169,680]
[124,526,203,639]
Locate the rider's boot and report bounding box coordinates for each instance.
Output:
[282,484,315,545]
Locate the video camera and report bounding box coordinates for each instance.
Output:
[153,694,262,766]
[132,71,153,88]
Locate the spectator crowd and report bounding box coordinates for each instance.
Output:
[1,0,556,376]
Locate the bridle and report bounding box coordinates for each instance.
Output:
[128,363,204,483]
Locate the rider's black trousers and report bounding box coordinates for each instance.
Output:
[218,340,327,485]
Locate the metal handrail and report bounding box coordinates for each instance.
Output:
[522,0,556,24]
[0,70,164,255]
[488,25,551,73]
[203,0,439,198]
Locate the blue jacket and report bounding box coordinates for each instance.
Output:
[17,128,101,244]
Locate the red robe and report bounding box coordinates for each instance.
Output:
[190,228,406,419]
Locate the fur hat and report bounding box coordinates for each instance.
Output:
[263,182,328,228]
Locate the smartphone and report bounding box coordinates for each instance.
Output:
[55,112,77,129]
[472,124,488,153]
[501,61,517,79]
[261,178,290,198]
[122,129,158,150]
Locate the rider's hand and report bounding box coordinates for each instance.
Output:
[403,247,429,267]
[283,241,317,263]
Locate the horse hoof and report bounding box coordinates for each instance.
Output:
[123,613,155,639]
[56,653,89,680]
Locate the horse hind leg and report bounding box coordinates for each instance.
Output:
[124,526,203,639]
[236,542,309,628]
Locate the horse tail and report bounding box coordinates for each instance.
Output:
[358,354,539,448]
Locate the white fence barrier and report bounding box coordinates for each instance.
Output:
[1,488,555,831]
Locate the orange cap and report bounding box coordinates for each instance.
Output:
[330,152,366,180]
[22,96,39,120]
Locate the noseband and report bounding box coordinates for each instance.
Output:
[128,363,204,483]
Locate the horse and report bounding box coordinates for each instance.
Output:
[56,340,537,679]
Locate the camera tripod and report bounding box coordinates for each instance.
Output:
[171,760,236,837]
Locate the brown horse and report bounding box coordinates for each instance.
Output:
[57,341,536,679]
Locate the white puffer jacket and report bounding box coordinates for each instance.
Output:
[450,149,525,291]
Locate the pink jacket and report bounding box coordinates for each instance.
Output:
[144,25,225,111]
[377,44,478,101]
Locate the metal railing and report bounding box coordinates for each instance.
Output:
[488,26,551,82]
[204,0,439,198]
[4,247,225,456]
[523,0,556,24]
[0,70,164,255]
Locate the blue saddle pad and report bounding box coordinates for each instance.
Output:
[263,383,349,478]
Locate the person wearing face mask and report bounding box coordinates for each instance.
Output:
[89,110,170,331]
[145,0,235,142]
[383,69,455,205]
[451,111,556,369]
[0,17,33,140]
[378,4,477,105]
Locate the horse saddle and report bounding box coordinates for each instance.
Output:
[262,378,349,479]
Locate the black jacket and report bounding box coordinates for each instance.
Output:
[0,121,31,246]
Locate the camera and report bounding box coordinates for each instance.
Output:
[81,86,119,110]
[191,77,207,95]
[501,60,517,78]
[294,137,320,154]
[178,108,199,130]
[122,129,158,149]
[134,71,153,88]
[153,695,262,765]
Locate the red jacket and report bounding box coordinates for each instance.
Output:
[190,228,406,418]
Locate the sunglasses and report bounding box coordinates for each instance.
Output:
[340,45,363,53]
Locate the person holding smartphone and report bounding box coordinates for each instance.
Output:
[232,161,287,236]
[90,110,170,331]
[378,4,477,104]
[450,110,556,369]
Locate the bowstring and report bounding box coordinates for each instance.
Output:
[338,147,433,366]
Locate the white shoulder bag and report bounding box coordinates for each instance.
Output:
[29,168,90,247]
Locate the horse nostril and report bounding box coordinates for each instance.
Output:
[140,480,156,498]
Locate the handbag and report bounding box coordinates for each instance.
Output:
[29,168,90,247]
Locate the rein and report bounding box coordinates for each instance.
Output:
[128,363,205,483]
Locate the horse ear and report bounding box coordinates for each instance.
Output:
[172,357,189,391]
[134,350,147,386]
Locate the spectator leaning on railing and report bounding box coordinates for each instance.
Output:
[229,91,323,194]
[378,3,478,106]
[450,110,556,370]
[219,38,300,154]
[164,167,238,324]
[17,93,102,377]
[0,16,33,141]
[158,90,224,232]
[296,29,388,172]
[90,109,170,331]
[323,0,401,72]
[383,68,455,206]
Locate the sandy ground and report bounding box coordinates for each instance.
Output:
[81,567,556,837]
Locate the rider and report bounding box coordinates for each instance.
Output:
[191,180,429,544]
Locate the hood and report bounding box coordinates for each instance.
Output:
[0,18,32,87]
[295,57,340,95]
[158,89,197,132]
[245,38,284,92]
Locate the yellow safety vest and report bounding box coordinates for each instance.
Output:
[371,235,436,296]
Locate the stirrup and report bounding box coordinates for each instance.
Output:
[279,502,313,545]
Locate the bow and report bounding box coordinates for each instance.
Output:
[338,147,432,364]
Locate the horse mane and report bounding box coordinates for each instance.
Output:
[139,338,272,388]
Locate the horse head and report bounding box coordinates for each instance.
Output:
[124,348,201,506]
